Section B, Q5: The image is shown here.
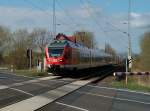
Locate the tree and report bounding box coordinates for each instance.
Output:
[73,31,97,48]
[29,28,53,71]
[104,43,117,62]
[8,29,30,69]
[0,26,11,64]
[132,54,140,70]
[105,43,116,55]
[140,32,150,71]
[0,26,10,46]
[30,28,53,53]
[0,27,53,70]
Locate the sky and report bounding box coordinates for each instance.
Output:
[0,0,150,53]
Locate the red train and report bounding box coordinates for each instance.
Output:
[45,34,114,72]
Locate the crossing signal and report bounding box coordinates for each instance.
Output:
[27,49,30,58]
[27,49,32,58]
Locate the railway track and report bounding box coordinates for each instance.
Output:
[0,66,115,111]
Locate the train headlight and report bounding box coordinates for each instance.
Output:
[59,59,63,62]
[47,65,51,68]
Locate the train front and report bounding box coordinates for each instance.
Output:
[45,40,68,71]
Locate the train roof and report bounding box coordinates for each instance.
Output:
[48,40,67,48]
[48,39,87,49]
[48,40,113,58]
[55,33,76,43]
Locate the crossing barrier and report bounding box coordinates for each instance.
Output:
[113,72,150,81]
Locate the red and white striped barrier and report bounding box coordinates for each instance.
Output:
[113,72,150,76]
[113,72,150,81]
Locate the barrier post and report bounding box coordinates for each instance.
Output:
[11,65,13,72]
[125,58,128,85]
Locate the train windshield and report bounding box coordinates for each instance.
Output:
[48,48,64,57]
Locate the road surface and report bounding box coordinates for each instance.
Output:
[0,72,150,111]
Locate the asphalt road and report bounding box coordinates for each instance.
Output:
[0,72,150,111]
[37,84,150,111]
[0,72,32,85]
[0,72,72,109]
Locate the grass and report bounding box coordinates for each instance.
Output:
[14,69,48,77]
[111,76,150,93]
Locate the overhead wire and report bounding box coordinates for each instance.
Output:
[79,0,108,37]
[22,0,76,33]
[56,0,84,30]
[23,0,49,12]
[86,0,128,37]
[23,0,127,37]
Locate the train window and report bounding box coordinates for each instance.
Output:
[48,48,64,57]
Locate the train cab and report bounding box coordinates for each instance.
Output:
[45,40,71,71]
[48,48,64,63]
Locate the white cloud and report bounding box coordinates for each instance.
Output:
[113,12,150,29]
[131,12,141,18]
[72,4,102,19]
[0,6,65,30]
[0,5,102,31]
[131,12,150,29]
